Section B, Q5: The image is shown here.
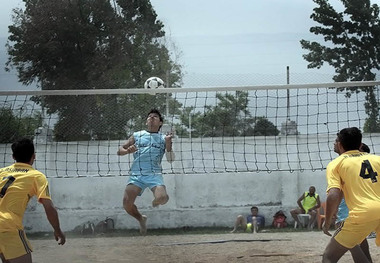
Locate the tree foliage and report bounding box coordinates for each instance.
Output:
[177,92,279,137]
[300,0,380,132]
[6,0,183,140]
[0,107,42,143]
[252,117,280,136]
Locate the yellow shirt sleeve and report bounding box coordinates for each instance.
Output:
[326,157,343,192]
[34,172,51,201]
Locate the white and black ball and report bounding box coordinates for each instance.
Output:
[144,77,165,89]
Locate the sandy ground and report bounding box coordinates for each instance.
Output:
[30,231,380,263]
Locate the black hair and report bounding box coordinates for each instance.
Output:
[147,109,163,122]
[337,127,362,151]
[251,206,258,211]
[11,138,35,163]
[360,143,370,153]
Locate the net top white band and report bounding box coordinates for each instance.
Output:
[1,80,379,96]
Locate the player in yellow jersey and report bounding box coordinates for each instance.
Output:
[0,138,65,263]
[323,127,380,263]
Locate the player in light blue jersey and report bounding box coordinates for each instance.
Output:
[117,109,175,234]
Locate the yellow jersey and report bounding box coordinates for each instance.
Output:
[0,163,51,231]
[326,150,380,223]
[302,191,319,213]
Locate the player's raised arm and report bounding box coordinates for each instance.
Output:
[165,132,175,163]
[117,135,136,156]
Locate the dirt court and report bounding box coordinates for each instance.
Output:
[29,231,380,263]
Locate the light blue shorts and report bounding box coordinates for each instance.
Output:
[128,174,165,196]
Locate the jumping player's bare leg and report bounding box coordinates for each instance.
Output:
[123,184,147,235]
[151,185,169,208]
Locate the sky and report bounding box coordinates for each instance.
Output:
[0,1,377,136]
[0,0,353,89]
[149,0,344,84]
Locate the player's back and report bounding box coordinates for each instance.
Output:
[0,163,41,230]
[339,150,380,223]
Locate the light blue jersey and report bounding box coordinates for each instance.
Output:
[336,198,349,223]
[130,130,166,176]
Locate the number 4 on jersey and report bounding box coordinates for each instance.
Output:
[360,160,378,183]
[0,176,15,198]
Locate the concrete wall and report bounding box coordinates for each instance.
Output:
[19,134,379,232]
[23,168,327,233]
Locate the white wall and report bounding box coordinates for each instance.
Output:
[23,170,327,233]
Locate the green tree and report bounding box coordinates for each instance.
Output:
[300,0,380,132]
[6,0,183,141]
[252,117,280,136]
[0,107,42,143]
[177,92,278,137]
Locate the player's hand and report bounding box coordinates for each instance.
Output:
[127,145,138,153]
[165,132,173,143]
[322,221,332,236]
[54,229,66,245]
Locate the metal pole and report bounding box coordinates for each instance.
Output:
[287,66,290,120]
[166,70,170,119]
[189,113,192,139]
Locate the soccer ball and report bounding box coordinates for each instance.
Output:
[144,77,165,89]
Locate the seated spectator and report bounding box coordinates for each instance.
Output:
[290,186,321,229]
[272,210,288,228]
[231,206,265,233]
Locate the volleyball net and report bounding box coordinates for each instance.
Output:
[0,81,379,177]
